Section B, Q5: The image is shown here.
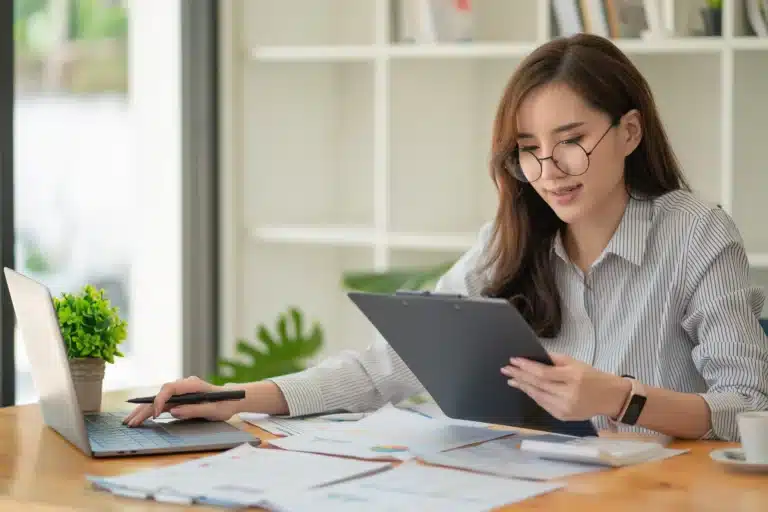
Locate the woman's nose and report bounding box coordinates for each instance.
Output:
[539,154,564,180]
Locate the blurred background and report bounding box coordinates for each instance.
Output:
[2,0,768,406]
[9,0,181,403]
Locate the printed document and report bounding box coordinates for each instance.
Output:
[418,435,605,480]
[269,405,511,461]
[240,400,496,437]
[87,443,391,507]
[239,412,364,437]
[418,434,689,481]
[260,461,565,512]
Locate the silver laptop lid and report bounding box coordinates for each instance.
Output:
[4,267,92,455]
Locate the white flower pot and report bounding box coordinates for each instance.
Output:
[68,357,105,413]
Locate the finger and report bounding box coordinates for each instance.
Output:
[122,405,143,424]
[547,352,574,365]
[504,364,567,391]
[509,358,569,383]
[125,404,155,427]
[508,379,562,415]
[153,376,209,418]
[169,403,221,421]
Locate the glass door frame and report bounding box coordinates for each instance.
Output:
[0,0,15,407]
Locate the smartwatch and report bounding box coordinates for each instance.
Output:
[615,374,647,426]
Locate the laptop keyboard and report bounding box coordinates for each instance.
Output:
[85,412,185,452]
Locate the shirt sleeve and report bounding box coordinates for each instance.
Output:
[681,207,768,441]
[267,222,495,417]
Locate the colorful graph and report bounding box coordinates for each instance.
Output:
[370,444,408,453]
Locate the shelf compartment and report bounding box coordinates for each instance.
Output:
[748,253,768,268]
[750,268,768,318]
[243,0,375,47]
[243,61,375,228]
[240,243,377,360]
[732,0,768,38]
[390,0,540,45]
[628,53,722,206]
[732,51,768,254]
[388,58,512,234]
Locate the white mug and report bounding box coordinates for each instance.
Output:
[737,411,768,463]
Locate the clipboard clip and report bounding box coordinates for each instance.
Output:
[395,289,466,299]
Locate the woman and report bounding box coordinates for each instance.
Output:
[125,34,768,442]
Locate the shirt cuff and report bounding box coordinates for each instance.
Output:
[698,391,746,442]
[268,372,326,417]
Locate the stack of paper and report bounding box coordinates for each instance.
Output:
[418,434,689,481]
[239,411,365,437]
[87,443,391,508]
[90,444,565,511]
[268,405,512,461]
[239,400,494,438]
[417,435,606,481]
[262,461,565,512]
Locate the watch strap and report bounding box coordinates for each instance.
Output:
[613,375,647,426]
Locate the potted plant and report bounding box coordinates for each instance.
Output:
[53,284,128,412]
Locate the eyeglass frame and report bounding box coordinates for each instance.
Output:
[503,119,619,183]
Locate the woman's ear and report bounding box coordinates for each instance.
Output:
[620,109,643,156]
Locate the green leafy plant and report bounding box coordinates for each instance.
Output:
[705,0,722,9]
[341,261,456,294]
[53,284,127,363]
[210,307,324,385]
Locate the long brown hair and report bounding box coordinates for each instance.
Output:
[481,34,690,338]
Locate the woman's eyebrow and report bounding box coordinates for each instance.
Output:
[517,121,586,139]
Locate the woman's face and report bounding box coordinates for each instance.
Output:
[514,82,641,226]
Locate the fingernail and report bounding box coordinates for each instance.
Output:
[508,379,518,387]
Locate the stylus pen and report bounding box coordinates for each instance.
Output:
[126,390,246,405]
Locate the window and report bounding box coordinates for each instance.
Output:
[13,0,182,403]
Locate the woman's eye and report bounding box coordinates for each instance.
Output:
[561,136,583,145]
[519,145,537,152]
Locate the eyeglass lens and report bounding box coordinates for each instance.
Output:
[514,142,589,182]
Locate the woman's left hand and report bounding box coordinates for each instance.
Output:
[501,353,630,421]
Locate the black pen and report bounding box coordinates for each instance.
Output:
[126,390,246,405]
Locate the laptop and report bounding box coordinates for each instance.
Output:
[3,267,260,457]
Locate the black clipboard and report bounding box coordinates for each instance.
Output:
[347,290,598,437]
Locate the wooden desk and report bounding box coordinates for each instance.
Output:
[1,388,766,511]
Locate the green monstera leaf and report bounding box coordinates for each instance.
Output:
[210,307,323,385]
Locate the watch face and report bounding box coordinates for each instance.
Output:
[623,395,647,425]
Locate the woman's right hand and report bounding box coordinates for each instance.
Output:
[122,376,240,427]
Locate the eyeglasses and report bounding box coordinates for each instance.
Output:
[503,121,617,183]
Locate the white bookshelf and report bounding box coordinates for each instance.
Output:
[219,0,768,361]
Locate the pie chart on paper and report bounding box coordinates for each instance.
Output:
[370,444,409,453]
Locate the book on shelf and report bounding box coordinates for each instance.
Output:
[552,0,683,40]
[746,0,768,37]
[393,0,473,44]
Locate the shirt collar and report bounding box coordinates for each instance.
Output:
[552,196,654,267]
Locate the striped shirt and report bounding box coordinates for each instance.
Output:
[269,190,768,441]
